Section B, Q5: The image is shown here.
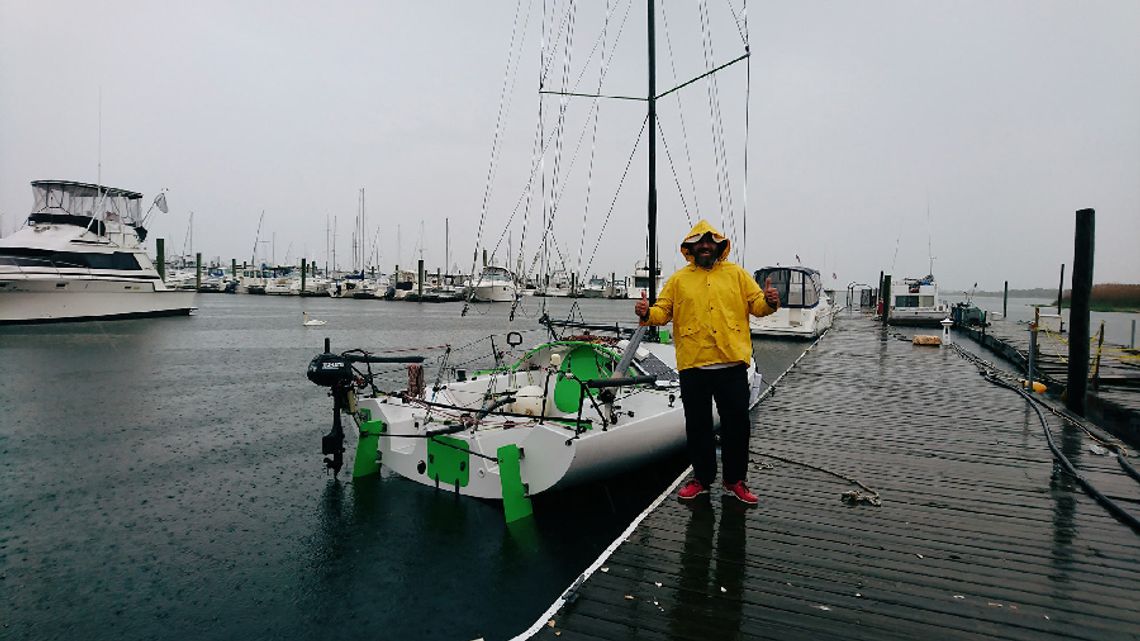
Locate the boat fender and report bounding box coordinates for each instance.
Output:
[510,385,554,416]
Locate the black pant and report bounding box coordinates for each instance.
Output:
[678,364,751,486]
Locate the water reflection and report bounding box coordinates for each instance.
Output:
[668,498,747,641]
[1049,416,1082,601]
[714,499,748,640]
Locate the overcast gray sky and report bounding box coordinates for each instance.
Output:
[2,0,1137,291]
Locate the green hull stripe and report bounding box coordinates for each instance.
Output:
[498,444,533,523]
[427,436,470,488]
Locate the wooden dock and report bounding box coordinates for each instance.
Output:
[958,317,1140,446]
[522,315,1140,641]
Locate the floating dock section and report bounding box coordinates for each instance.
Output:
[522,315,1140,641]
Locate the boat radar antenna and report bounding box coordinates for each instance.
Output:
[926,201,935,279]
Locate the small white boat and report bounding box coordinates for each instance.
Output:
[0,180,195,323]
[580,276,609,298]
[627,260,662,300]
[749,266,836,340]
[887,274,950,327]
[302,312,327,326]
[470,265,517,302]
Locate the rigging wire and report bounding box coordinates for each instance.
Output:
[660,2,700,224]
[741,0,750,269]
[483,0,636,286]
[575,0,611,287]
[698,0,738,246]
[465,0,532,314]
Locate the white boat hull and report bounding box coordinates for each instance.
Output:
[471,284,516,302]
[0,276,196,323]
[350,341,756,499]
[750,302,836,339]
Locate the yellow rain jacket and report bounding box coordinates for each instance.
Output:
[641,219,776,371]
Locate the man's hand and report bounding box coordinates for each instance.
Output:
[634,290,649,319]
[764,277,780,308]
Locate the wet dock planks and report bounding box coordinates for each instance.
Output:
[529,315,1140,641]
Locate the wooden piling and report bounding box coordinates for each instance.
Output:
[417,259,425,298]
[301,258,307,293]
[1065,208,1094,415]
[195,252,202,290]
[1003,280,1008,318]
[1057,263,1065,316]
[880,274,892,325]
[231,258,237,278]
[156,238,166,281]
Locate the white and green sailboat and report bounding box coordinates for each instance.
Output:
[307,1,756,520]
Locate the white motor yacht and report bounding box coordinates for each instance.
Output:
[470,265,517,302]
[580,276,608,298]
[749,266,835,339]
[0,180,195,323]
[628,259,662,300]
[887,274,950,327]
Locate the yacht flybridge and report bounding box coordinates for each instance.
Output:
[0,180,196,323]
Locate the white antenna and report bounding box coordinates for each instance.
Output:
[97,86,102,187]
[926,201,936,277]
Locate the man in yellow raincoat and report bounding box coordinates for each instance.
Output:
[635,219,779,505]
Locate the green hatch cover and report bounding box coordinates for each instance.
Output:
[427,436,470,488]
[553,345,611,414]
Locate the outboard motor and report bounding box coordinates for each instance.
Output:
[306,348,427,477]
[307,353,357,475]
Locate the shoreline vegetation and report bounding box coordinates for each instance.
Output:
[1057,283,1140,313]
[954,284,1140,313]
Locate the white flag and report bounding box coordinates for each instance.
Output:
[155,193,169,213]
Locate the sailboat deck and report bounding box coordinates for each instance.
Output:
[529,314,1140,641]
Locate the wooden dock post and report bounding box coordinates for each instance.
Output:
[880,274,892,325]
[1003,280,1008,319]
[231,258,237,278]
[1065,208,1094,415]
[417,259,425,298]
[1132,319,1136,349]
[1057,263,1065,316]
[156,238,165,281]
[301,258,307,293]
[1028,307,1038,389]
[195,252,202,290]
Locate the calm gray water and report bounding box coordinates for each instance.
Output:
[0,295,808,641]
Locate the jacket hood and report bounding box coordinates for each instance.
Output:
[679,219,730,264]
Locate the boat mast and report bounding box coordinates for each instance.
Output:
[647,0,658,304]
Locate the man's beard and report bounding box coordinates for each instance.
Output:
[694,252,717,269]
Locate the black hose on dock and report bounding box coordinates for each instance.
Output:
[977,364,1140,534]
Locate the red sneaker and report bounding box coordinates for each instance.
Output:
[722,480,758,505]
[677,480,709,501]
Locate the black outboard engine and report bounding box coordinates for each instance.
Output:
[307,353,356,476]
[306,349,427,477]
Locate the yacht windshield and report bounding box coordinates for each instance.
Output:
[754,267,822,308]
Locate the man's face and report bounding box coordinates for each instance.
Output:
[692,235,719,268]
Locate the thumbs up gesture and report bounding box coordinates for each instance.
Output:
[764,277,780,308]
[634,289,650,319]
